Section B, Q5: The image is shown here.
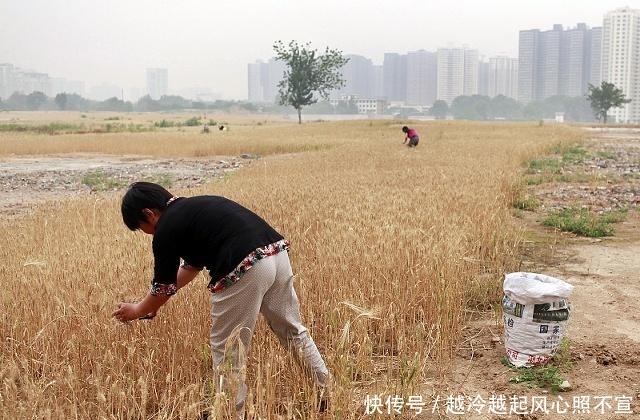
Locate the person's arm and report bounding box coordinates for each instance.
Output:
[113,265,202,322]
[113,293,170,322]
[177,264,201,289]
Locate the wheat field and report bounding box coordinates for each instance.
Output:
[0,113,584,419]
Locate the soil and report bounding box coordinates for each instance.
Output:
[2,129,639,419]
[0,153,257,217]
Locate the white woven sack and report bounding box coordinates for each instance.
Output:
[502,272,573,367]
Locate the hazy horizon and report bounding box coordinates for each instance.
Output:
[1,0,636,100]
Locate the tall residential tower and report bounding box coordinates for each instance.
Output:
[146,68,168,99]
[601,7,640,123]
[518,23,601,103]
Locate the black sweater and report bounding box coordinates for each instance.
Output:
[151,196,284,290]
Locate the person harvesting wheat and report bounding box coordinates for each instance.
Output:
[113,182,329,418]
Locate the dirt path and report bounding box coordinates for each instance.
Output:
[439,128,640,420]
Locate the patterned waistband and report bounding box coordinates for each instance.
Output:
[208,239,290,293]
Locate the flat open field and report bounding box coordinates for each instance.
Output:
[1,112,638,419]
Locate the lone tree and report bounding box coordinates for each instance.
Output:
[54,93,68,110]
[430,100,449,119]
[587,81,631,124]
[273,40,349,124]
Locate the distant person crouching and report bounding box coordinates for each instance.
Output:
[402,126,419,147]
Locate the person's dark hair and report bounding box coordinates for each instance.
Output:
[121,182,173,230]
[402,126,409,133]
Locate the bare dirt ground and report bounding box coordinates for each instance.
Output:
[0,153,256,217]
[2,129,639,419]
[440,128,640,420]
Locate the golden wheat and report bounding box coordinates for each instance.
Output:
[0,116,584,419]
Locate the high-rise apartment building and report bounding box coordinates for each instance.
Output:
[0,63,85,99]
[518,29,539,103]
[405,50,437,106]
[463,49,479,96]
[519,23,601,103]
[372,65,384,99]
[590,27,603,87]
[333,54,375,100]
[437,47,478,104]
[146,68,168,99]
[561,23,594,97]
[0,63,15,99]
[540,25,563,100]
[265,59,286,103]
[437,48,464,104]
[488,56,519,99]
[247,61,264,102]
[247,59,285,103]
[13,71,50,96]
[382,53,407,102]
[602,7,640,123]
[477,60,490,96]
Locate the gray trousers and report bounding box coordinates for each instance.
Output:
[210,251,329,417]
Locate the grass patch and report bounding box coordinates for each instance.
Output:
[142,173,174,188]
[525,172,602,185]
[82,172,174,191]
[525,157,562,174]
[507,363,565,392]
[98,123,154,133]
[0,122,83,134]
[542,207,627,237]
[512,195,540,211]
[524,144,589,178]
[524,175,545,186]
[0,121,154,134]
[596,150,616,160]
[81,171,127,191]
[154,117,212,128]
[154,119,176,128]
[554,144,588,164]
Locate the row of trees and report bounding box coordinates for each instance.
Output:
[271,42,632,124]
[427,94,594,121]
[0,92,260,113]
[277,89,626,124]
[290,94,594,122]
[0,87,624,125]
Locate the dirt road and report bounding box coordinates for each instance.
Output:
[442,128,640,420]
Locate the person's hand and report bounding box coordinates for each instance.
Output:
[112,302,141,323]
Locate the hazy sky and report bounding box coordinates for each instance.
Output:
[1,0,637,100]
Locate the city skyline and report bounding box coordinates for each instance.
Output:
[0,0,630,100]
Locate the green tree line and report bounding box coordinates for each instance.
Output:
[0,92,261,113]
[1,84,630,125]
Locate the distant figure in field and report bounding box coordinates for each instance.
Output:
[113,182,329,418]
[219,124,227,131]
[402,126,419,148]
